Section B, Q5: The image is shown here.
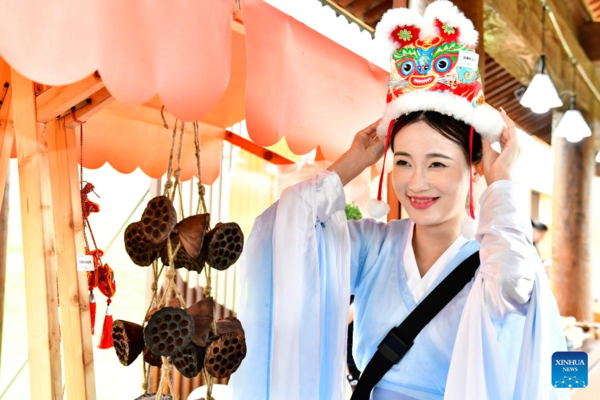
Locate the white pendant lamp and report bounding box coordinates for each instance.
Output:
[519,6,562,114]
[520,55,562,114]
[554,63,591,143]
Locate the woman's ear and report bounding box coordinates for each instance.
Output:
[472,161,484,183]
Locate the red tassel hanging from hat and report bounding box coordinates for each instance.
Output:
[367,120,395,218]
[98,299,113,349]
[460,126,478,239]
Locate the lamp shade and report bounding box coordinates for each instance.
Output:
[555,109,592,142]
[596,151,600,163]
[520,73,563,113]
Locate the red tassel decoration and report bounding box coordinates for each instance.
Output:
[89,291,96,335]
[98,299,114,349]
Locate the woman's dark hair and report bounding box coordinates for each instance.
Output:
[390,111,483,165]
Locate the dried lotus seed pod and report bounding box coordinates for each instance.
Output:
[140,196,177,245]
[112,320,144,366]
[204,317,247,379]
[159,237,202,273]
[134,394,172,400]
[187,298,214,347]
[199,222,244,271]
[124,222,158,267]
[172,342,206,378]
[143,346,162,367]
[144,307,194,357]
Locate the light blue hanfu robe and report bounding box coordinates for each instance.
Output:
[229,170,568,400]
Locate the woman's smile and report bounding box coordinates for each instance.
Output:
[407,196,440,210]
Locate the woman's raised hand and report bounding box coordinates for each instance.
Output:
[349,119,385,168]
[327,119,385,187]
[481,108,521,185]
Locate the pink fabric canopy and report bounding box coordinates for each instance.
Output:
[242,0,387,161]
[2,0,389,180]
[0,0,232,122]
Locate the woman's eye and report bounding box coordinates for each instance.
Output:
[430,162,446,168]
[396,160,410,166]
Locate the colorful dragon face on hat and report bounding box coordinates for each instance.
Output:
[374,0,503,142]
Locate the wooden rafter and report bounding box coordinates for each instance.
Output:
[65,87,114,129]
[36,72,104,122]
[224,130,294,165]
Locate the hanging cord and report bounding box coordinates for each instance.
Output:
[193,121,209,216]
[163,120,179,198]
[153,116,193,400]
[193,121,215,399]
[171,122,186,203]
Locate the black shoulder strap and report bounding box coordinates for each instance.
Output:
[350,251,480,400]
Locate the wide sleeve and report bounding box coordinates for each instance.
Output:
[476,180,536,321]
[445,181,568,400]
[229,170,352,400]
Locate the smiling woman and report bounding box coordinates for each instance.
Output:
[230,2,568,400]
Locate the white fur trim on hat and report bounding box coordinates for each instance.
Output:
[375,0,478,56]
[375,91,504,142]
[424,0,479,47]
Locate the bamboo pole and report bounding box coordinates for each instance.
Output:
[11,68,63,399]
[47,117,97,399]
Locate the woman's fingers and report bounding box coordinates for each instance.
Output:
[499,108,518,149]
[361,119,381,136]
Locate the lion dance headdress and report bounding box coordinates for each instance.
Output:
[367,0,504,238]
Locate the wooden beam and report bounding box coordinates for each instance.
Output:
[36,72,103,123]
[579,23,600,61]
[224,130,294,165]
[65,87,114,129]
[47,117,97,399]
[11,68,63,399]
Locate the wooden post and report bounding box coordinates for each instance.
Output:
[11,68,63,399]
[551,111,594,321]
[387,173,401,221]
[0,168,9,374]
[47,117,97,399]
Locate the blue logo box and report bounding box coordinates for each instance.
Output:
[552,351,588,389]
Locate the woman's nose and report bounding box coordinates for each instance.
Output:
[408,169,430,192]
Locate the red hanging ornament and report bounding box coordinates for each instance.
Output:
[98,298,114,349]
[89,290,96,335]
[76,108,116,348]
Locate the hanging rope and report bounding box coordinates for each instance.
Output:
[193,121,209,216]
[164,120,179,198]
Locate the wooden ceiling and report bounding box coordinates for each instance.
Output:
[582,0,600,20]
[484,54,553,144]
[329,0,554,144]
[333,0,397,27]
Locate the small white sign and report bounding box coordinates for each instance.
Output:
[456,51,479,70]
[77,255,95,272]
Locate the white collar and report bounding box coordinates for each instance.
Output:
[403,220,469,303]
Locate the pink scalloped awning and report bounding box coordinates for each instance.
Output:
[242,0,388,161]
[6,21,246,185]
[0,0,232,122]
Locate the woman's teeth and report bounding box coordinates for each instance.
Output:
[409,197,439,203]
